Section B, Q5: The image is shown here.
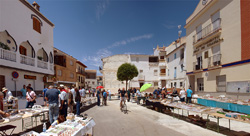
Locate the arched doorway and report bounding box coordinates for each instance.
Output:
[19,41,35,66]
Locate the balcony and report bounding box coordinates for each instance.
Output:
[149,62,158,67]
[50,63,54,71]
[138,75,145,81]
[0,48,16,62]
[193,18,221,45]
[37,59,48,69]
[208,54,222,69]
[193,62,203,71]
[20,54,35,66]
[160,73,166,76]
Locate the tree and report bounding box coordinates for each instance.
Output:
[117,63,138,91]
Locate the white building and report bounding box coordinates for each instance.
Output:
[101,54,159,94]
[166,37,187,89]
[0,0,54,95]
[85,70,98,89]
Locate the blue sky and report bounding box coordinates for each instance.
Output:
[28,0,199,75]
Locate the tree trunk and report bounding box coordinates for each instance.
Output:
[126,80,128,91]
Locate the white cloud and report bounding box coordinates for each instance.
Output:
[162,24,176,29]
[107,34,153,49]
[82,34,153,75]
[96,0,109,21]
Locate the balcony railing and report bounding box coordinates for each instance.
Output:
[160,73,166,76]
[193,62,203,71]
[138,75,145,80]
[208,54,221,68]
[193,18,221,44]
[20,54,35,66]
[0,48,16,62]
[37,59,48,69]
[50,63,54,71]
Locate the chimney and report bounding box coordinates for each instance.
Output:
[32,1,40,11]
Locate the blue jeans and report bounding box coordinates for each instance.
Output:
[49,103,59,124]
[97,97,100,106]
[109,94,111,100]
[26,101,35,108]
[76,101,80,115]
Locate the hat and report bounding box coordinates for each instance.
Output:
[60,84,64,87]
[2,87,8,92]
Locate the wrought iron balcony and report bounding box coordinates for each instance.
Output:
[193,18,221,44]
[193,62,203,71]
[0,48,16,62]
[20,54,35,66]
[208,54,221,68]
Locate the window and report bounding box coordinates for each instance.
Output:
[70,73,74,78]
[140,70,143,73]
[204,51,209,59]
[167,58,169,62]
[174,82,177,87]
[180,82,183,87]
[171,83,173,88]
[180,48,184,60]
[70,60,73,66]
[160,69,166,74]
[168,69,170,76]
[154,70,158,76]
[19,45,27,56]
[174,67,177,78]
[81,77,83,83]
[88,81,90,83]
[181,64,184,72]
[174,53,177,59]
[33,17,41,33]
[78,76,80,82]
[57,70,62,76]
[92,82,95,85]
[160,56,164,60]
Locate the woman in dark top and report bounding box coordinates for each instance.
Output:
[75,88,81,116]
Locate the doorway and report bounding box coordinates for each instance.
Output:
[161,80,166,88]
[197,78,204,92]
[139,82,144,88]
[0,75,5,89]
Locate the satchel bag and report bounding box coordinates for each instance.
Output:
[28,92,36,103]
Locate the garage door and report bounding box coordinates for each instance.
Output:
[216,75,226,92]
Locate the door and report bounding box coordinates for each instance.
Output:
[139,82,144,88]
[19,45,27,56]
[161,80,166,88]
[197,78,204,92]
[216,75,226,92]
[189,75,195,92]
[0,75,5,89]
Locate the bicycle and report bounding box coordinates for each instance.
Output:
[121,101,127,114]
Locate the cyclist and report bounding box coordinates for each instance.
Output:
[120,88,126,110]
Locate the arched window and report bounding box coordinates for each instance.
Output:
[33,17,41,33]
[19,45,27,55]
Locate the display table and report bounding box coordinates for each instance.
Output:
[38,117,95,136]
[197,98,250,114]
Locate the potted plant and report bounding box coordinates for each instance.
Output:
[37,56,43,60]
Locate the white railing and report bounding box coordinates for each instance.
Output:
[20,54,35,66]
[50,63,54,71]
[37,59,48,69]
[193,18,221,44]
[0,48,16,62]
[208,54,221,68]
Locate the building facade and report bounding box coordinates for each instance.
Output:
[47,48,77,87]
[101,54,159,94]
[185,0,250,98]
[0,0,54,95]
[85,70,97,89]
[154,37,187,90]
[76,61,87,89]
[97,76,103,86]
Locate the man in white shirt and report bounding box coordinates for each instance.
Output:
[179,87,186,102]
[2,87,13,101]
[70,87,76,103]
[108,89,111,101]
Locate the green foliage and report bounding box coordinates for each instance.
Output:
[0,42,10,50]
[37,56,43,60]
[117,63,138,81]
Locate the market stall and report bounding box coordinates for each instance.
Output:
[22,114,96,136]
